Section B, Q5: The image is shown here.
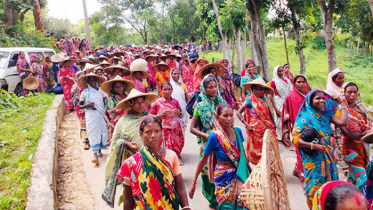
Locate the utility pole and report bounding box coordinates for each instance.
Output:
[82,0,91,47]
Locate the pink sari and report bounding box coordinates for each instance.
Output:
[147,60,156,84]
[149,97,185,158]
[132,78,146,93]
[181,63,193,92]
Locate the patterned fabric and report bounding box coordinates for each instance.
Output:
[80,85,108,153]
[312,181,353,210]
[246,95,277,165]
[155,69,170,95]
[282,75,311,180]
[181,62,193,92]
[240,73,260,95]
[292,90,339,208]
[170,68,188,132]
[219,76,234,108]
[72,84,88,143]
[16,56,31,95]
[132,78,146,93]
[336,82,372,191]
[149,97,185,158]
[147,60,156,85]
[193,59,207,92]
[31,62,45,92]
[59,66,76,110]
[366,159,373,208]
[116,145,180,210]
[106,94,127,140]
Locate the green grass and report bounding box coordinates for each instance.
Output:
[0,91,55,210]
[201,38,373,106]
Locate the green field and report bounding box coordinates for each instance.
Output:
[0,92,55,209]
[201,38,373,106]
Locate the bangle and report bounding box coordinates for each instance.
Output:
[182,206,191,210]
[311,142,314,150]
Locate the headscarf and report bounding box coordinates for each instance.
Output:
[312,181,354,210]
[282,63,294,79]
[83,77,105,114]
[241,59,255,76]
[43,55,51,69]
[325,68,344,96]
[169,68,188,128]
[273,65,292,98]
[195,75,226,142]
[293,89,338,146]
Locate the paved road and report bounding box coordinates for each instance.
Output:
[74,111,307,210]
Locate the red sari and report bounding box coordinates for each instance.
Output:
[246,95,276,165]
[150,97,185,158]
[282,75,311,181]
[59,66,76,111]
[193,59,207,92]
[181,63,193,92]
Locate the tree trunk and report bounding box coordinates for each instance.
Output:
[20,8,31,24]
[283,28,289,65]
[241,38,247,70]
[82,0,91,47]
[3,1,15,26]
[33,0,45,32]
[247,8,262,75]
[356,32,361,55]
[211,0,227,59]
[318,0,337,72]
[235,29,242,73]
[289,5,306,75]
[251,0,270,79]
[349,35,354,59]
[231,39,235,68]
[368,0,373,23]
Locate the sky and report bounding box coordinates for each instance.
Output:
[46,0,102,24]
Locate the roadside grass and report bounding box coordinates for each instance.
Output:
[0,91,55,210]
[201,38,373,106]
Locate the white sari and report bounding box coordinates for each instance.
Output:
[170,69,188,132]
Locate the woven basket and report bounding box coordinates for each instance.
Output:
[23,76,39,90]
[239,129,291,210]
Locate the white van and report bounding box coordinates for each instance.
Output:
[0,47,56,96]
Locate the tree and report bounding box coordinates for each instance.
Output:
[33,0,44,31]
[368,0,373,23]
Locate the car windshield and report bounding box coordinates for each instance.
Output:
[0,51,10,69]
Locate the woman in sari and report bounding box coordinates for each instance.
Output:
[219,69,237,108]
[146,54,156,90]
[154,61,170,94]
[150,82,185,164]
[104,65,131,80]
[169,68,189,132]
[193,58,208,92]
[325,68,345,97]
[30,55,46,93]
[292,90,348,208]
[71,71,90,150]
[101,75,135,142]
[102,89,157,207]
[59,57,76,112]
[190,76,226,210]
[282,63,294,80]
[269,65,292,143]
[236,77,276,165]
[42,55,55,90]
[78,73,110,163]
[130,58,149,93]
[189,104,250,210]
[312,181,366,210]
[16,52,33,96]
[181,58,193,92]
[118,116,190,210]
[240,61,260,100]
[282,75,311,181]
[335,82,372,191]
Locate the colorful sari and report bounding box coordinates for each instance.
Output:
[16,56,31,96]
[59,66,76,111]
[207,126,250,210]
[181,62,193,92]
[72,82,88,144]
[325,68,344,97]
[219,76,235,108]
[31,62,45,92]
[335,82,371,191]
[312,181,353,210]
[116,145,180,210]
[292,90,339,208]
[282,75,311,181]
[193,59,207,92]
[170,68,188,132]
[149,97,185,158]
[270,65,292,141]
[155,70,170,95]
[147,60,156,89]
[245,95,277,165]
[43,56,55,88]
[195,77,226,209]
[103,111,151,207]
[132,78,146,93]
[105,94,127,140]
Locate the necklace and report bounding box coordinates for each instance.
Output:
[222,127,236,142]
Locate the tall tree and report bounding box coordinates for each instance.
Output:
[211,0,228,59]
[368,0,373,23]
[33,0,44,31]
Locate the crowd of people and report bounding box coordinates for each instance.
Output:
[16,41,373,210]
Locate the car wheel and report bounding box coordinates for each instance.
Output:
[14,82,23,97]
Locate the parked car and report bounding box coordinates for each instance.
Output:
[0,47,56,96]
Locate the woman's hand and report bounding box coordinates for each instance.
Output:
[157,112,167,119]
[245,123,253,131]
[313,144,326,153]
[126,142,139,151]
[173,109,181,117]
[275,109,281,117]
[85,102,96,110]
[108,122,115,129]
[188,182,196,199]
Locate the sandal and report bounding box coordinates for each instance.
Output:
[84,143,90,150]
[97,152,103,158]
[92,157,99,163]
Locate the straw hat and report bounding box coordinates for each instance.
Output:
[98,60,110,67]
[104,65,131,76]
[51,53,65,63]
[78,58,90,64]
[100,75,135,95]
[130,59,149,79]
[242,77,274,94]
[198,63,225,79]
[23,76,39,90]
[88,55,95,59]
[127,51,133,56]
[112,56,121,60]
[116,89,158,110]
[83,63,97,72]
[59,56,74,66]
[154,61,169,69]
[145,54,157,59]
[175,53,182,58]
[77,72,106,88]
[98,55,108,59]
[362,130,373,144]
[160,53,167,58]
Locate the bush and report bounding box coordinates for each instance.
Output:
[312,36,326,50]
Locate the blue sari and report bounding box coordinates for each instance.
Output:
[292,89,339,208]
